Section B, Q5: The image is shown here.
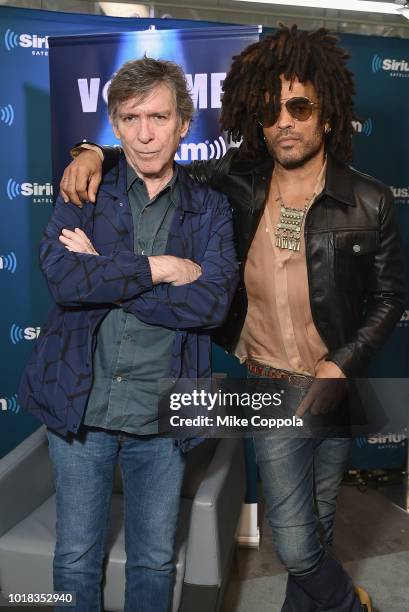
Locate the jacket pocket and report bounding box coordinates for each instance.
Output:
[334,229,379,291]
[334,229,379,256]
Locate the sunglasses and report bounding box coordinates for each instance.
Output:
[257,96,320,127]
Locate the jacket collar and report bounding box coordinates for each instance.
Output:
[230,147,356,206]
[100,154,203,213]
[322,154,356,207]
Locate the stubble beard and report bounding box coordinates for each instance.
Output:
[265,131,325,170]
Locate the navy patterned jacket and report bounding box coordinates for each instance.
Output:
[18,156,238,439]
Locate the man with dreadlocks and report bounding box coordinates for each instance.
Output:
[60,25,404,612]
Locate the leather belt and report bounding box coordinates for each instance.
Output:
[246,360,314,388]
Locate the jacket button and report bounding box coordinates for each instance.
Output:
[353,244,361,253]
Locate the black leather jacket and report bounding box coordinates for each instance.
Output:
[98,145,405,378]
[187,148,405,377]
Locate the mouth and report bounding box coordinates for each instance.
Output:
[137,151,158,157]
[276,137,300,146]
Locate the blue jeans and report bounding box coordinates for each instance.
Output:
[255,436,362,611]
[251,374,362,611]
[254,436,351,575]
[47,427,185,612]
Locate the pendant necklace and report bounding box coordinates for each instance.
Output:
[274,173,317,252]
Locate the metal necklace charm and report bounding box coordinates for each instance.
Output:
[275,203,307,251]
[274,176,315,251]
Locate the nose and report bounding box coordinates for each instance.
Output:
[276,102,295,130]
[137,116,153,143]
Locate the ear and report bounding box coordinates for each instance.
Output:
[324,123,332,135]
[180,118,190,139]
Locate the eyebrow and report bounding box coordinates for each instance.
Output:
[119,109,172,118]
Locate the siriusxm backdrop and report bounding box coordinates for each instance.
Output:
[0,6,408,469]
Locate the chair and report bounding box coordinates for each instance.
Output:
[0,426,245,611]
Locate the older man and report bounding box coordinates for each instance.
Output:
[19,57,237,612]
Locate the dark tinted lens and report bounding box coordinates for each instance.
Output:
[286,97,313,121]
[257,108,278,128]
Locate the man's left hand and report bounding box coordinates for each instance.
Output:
[295,361,347,418]
[59,228,99,255]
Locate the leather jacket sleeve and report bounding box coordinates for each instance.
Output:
[101,146,123,175]
[187,148,238,190]
[326,187,406,377]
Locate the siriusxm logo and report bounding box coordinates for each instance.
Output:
[0,394,20,414]
[0,252,17,274]
[10,324,41,345]
[372,54,409,78]
[352,119,373,137]
[390,186,409,204]
[78,72,225,113]
[4,29,49,56]
[0,104,14,127]
[174,137,227,162]
[391,186,409,199]
[368,433,406,445]
[6,178,53,203]
[356,433,406,447]
[355,436,368,449]
[398,310,409,328]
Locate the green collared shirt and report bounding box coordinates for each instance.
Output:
[83,164,178,434]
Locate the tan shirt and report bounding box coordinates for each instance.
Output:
[235,162,328,376]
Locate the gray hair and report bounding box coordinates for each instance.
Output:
[108,56,194,123]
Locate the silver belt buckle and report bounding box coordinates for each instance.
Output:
[288,373,310,388]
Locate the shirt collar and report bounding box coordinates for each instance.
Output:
[126,164,178,197]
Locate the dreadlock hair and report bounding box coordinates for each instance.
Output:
[220,24,357,161]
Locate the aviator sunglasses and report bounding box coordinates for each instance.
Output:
[257,96,320,127]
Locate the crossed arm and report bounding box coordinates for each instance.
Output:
[59,227,201,287]
[43,183,238,331]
